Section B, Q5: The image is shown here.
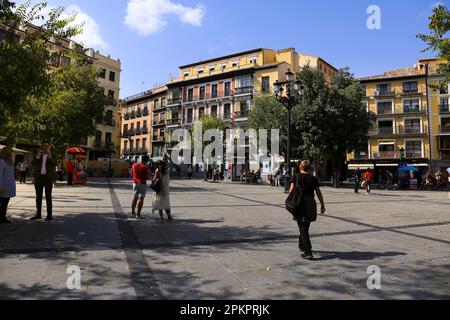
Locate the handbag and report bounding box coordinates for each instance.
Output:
[361,180,367,188]
[150,173,162,194]
[285,174,303,218]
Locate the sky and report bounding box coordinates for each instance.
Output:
[12,0,447,98]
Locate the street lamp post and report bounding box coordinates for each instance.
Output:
[400,147,405,162]
[273,69,303,194]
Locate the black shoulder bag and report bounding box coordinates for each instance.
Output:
[150,172,162,194]
[285,174,303,218]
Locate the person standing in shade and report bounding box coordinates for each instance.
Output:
[66,159,74,186]
[354,167,361,193]
[152,160,172,220]
[187,165,193,180]
[289,160,326,260]
[131,155,150,219]
[30,141,57,221]
[18,161,28,184]
[364,168,373,195]
[0,147,16,224]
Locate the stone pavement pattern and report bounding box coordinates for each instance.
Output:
[0,178,449,300]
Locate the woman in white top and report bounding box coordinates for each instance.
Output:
[152,160,172,220]
[0,147,17,224]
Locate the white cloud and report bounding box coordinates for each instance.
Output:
[62,5,109,50]
[124,0,206,36]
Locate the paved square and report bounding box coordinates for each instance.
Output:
[0,178,449,300]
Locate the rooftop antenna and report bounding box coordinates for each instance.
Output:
[141,81,146,92]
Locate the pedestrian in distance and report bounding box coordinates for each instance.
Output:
[152,160,173,220]
[354,167,361,193]
[0,147,16,224]
[66,159,74,186]
[289,160,326,260]
[30,141,57,221]
[18,160,28,184]
[364,168,373,195]
[131,155,150,220]
[187,165,193,180]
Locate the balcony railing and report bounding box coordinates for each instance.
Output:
[369,127,394,135]
[235,110,250,118]
[404,106,425,113]
[439,125,450,133]
[166,119,182,126]
[187,95,197,103]
[375,90,395,97]
[123,113,130,120]
[130,111,136,119]
[373,151,399,159]
[234,86,254,95]
[135,128,141,135]
[128,129,135,136]
[402,89,419,95]
[199,94,210,101]
[439,105,450,113]
[377,107,394,115]
[136,109,142,117]
[141,127,149,134]
[405,151,424,159]
[397,125,427,135]
[168,98,182,105]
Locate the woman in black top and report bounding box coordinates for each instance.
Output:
[289,160,326,260]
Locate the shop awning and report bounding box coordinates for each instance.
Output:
[348,164,375,169]
[0,145,30,153]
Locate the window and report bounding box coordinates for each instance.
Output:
[211,84,218,98]
[108,90,114,99]
[240,76,252,88]
[262,77,270,92]
[154,99,160,110]
[123,124,128,134]
[199,107,205,118]
[184,70,189,77]
[124,140,128,151]
[405,141,422,158]
[197,67,204,74]
[199,87,206,100]
[106,110,113,126]
[404,99,420,112]
[232,60,239,67]
[377,101,393,115]
[143,120,147,129]
[61,56,71,66]
[109,71,116,82]
[51,55,60,67]
[188,88,194,102]
[441,98,449,106]
[224,104,231,119]
[105,133,112,147]
[377,83,391,94]
[0,30,6,42]
[161,97,166,107]
[225,82,231,96]
[378,120,394,134]
[211,105,218,118]
[137,121,141,130]
[95,131,102,146]
[249,56,257,64]
[187,109,194,123]
[361,85,367,96]
[209,65,215,72]
[142,139,147,151]
[439,83,448,94]
[379,143,395,153]
[441,118,450,132]
[99,68,106,78]
[404,119,421,133]
[220,63,227,69]
[403,81,418,93]
[136,139,140,150]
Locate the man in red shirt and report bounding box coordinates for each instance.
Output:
[131,155,150,219]
[364,168,373,195]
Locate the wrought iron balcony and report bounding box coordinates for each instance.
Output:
[123,113,130,120]
[374,90,395,97]
[235,110,249,118]
[168,97,182,105]
[403,106,425,114]
[135,128,141,135]
[439,105,450,114]
[130,111,136,119]
[402,89,419,95]
[141,127,149,134]
[128,129,135,136]
[136,109,142,117]
[166,119,182,126]
[234,86,254,95]
[396,125,427,135]
[369,127,394,135]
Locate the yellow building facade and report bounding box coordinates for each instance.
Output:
[348,58,449,177]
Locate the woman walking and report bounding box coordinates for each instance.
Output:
[0,147,17,224]
[289,160,326,260]
[152,160,173,220]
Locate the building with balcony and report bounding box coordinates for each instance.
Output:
[120,86,168,162]
[348,58,448,176]
[85,52,122,162]
[166,47,337,179]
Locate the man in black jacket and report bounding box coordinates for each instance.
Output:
[30,141,57,221]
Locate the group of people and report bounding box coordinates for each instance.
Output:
[0,142,57,224]
[242,168,262,184]
[353,168,374,195]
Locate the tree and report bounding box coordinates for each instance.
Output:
[417,4,450,86]
[12,64,112,152]
[0,1,82,144]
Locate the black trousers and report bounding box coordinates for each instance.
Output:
[35,175,53,218]
[297,221,312,253]
[19,171,27,183]
[0,197,10,220]
[67,172,73,185]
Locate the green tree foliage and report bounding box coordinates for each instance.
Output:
[0,1,82,142]
[249,66,373,165]
[417,4,450,85]
[14,64,112,150]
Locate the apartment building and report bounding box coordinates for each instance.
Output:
[165,47,337,179]
[348,58,449,176]
[120,86,168,163]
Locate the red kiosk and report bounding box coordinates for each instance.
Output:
[66,147,88,185]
